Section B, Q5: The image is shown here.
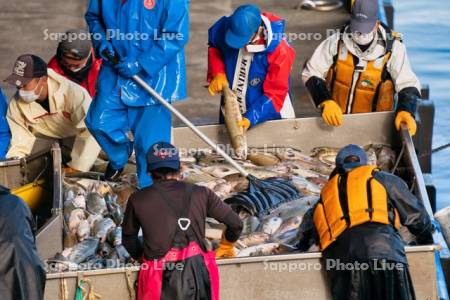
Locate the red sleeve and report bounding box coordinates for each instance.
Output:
[261,12,282,22]
[263,40,296,112]
[207,47,226,82]
[47,56,62,73]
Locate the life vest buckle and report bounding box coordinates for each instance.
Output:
[354,65,366,72]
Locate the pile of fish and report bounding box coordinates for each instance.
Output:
[181,145,396,201]
[46,175,138,272]
[180,145,397,258]
[47,144,398,270]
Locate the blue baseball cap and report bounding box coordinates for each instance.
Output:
[147,142,181,172]
[225,4,262,49]
[350,0,379,34]
[336,144,368,171]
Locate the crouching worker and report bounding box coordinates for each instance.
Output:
[207,4,296,131]
[3,54,101,172]
[298,144,434,300]
[123,142,243,300]
[302,0,420,136]
[0,185,46,300]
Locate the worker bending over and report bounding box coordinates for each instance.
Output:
[123,142,242,300]
[299,144,434,300]
[208,4,296,131]
[3,54,101,172]
[302,0,420,136]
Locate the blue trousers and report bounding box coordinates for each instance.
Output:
[86,87,171,188]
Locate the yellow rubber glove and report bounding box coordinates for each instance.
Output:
[215,237,236,259]
[321,100,343,127]
[208,73,229,96]
[237,117,251,133]
[395,111,417,136]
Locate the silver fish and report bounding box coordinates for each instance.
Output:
[202,164,240,179]
[270,228,300,246]
[213,181,233,195]
[68,237,100,264]
[247,152,280,167]
[291,176,321,195]
[115,244,131,263]
[259,217,283,235]
[93,218,116,242]
[72,195,87,210]
[61,248,73,259]
[68,208,85,235]
[77,219,91,242]
[86,192,107,215]
[377,146,396,171]
[106,194,125,226]
[64,189,75,203]
[241,216,260,235]
[87,214,104,228]
[45,259,79,273]
[365,147,378,166]
[222,86,248,159]
[237,232,270,248]
[311,147,339,167]
[274,216,303,235]
[237,243,280,257]
[108,227,123,246]
[271,196,319,220]
[244,167,284,179]
[98,242,114,258]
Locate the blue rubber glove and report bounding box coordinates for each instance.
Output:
[115,57,142,79]
[99,41,115,62]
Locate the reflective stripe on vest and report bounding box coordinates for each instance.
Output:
[313,165,401,250]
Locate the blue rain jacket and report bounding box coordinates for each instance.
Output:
[85,0,189,106]
[0,89,11,159]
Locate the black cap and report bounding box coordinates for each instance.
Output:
[350,0,379,34]
[147,142,181,172]
[58,29,92,60]
[4,54,47,88]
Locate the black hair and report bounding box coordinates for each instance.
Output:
[150,167,181,180]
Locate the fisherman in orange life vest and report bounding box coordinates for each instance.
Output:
[302,0,421,136]
[297,144,434,300]
[207,4,296,131]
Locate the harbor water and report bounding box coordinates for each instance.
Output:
[395,0,450,209]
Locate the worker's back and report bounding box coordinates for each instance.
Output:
[319,169,432,263]
[123,180,242,260]
[0,185,45,300]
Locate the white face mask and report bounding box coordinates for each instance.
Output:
[19,79,43,103]
[353,31,375,46]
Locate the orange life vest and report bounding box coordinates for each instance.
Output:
[313,165,401,251]
[326,24,401,114]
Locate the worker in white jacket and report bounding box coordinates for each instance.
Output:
[302,0,421,136]
[3,54,101,172]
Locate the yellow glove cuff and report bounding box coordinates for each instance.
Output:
[395,111,417,136]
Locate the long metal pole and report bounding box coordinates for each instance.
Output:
[132,75,250,177]
[401,124,449,299]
